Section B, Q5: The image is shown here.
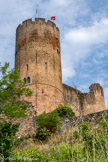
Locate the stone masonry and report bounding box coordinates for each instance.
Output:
[15,17,105,117]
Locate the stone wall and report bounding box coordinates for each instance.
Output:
[61,110,108,132]
[15,18,63,115]
[0,101,36,137]
[63,84,81,116]
[63,83,105,116]
[20,83,63,115]
[1,101,107,137]
[15,17,105,117]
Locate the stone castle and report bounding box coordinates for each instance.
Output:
[15,17,105,117]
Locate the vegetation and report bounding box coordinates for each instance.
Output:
[0,62,33,160]
[53,104,75,119]
[35,112,60,140]
[0,62,108,161]
[0,62,32,119]
[0,121,19,159]
[10,116,108,162]
[35,105,75,141]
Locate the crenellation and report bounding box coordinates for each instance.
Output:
[47,20,56,28]
[89,83,104,96]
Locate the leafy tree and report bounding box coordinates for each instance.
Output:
[0,121,19,160]
[0,62,33,160]
[0,62,33,119]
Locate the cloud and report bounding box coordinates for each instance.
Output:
[62,18,108,82]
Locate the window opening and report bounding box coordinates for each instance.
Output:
[45,63,47,68]
[27,77,30,83]
[15,51,17,56]
[57,49,59,54]
[27,64,28,71]
[42,89,44,94]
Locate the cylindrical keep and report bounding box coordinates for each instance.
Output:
[15,18,63,115]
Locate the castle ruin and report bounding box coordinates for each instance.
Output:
[15,17,105,116]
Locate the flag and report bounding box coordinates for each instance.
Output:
[51,16,56,20]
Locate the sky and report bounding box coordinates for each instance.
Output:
[0,0,108,108]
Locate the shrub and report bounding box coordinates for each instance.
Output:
[53,104,75,119]
[0,121,19,159]
[35,112,60,140]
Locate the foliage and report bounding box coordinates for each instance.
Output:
[0,121,19,159]
[35,112,60,140]
[53,104,75,119]
[10,115,108,162]
[0,62,33,119]
[10,148,48,162]
[35,105,75,141]
[0,62,33,160]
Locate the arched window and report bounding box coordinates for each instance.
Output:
[27,77,30,83]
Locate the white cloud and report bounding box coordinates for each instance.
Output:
[62,18,108,82]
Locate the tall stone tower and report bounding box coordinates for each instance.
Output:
[15,18,63,115]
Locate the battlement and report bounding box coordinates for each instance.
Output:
[16,18,59,37]
[89,83,104,96]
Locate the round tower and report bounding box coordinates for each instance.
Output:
[15,18,63,115]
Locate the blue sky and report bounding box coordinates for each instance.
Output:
[0,0,108,108]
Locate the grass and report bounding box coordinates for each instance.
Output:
[9,116,108,162]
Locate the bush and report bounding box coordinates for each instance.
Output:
[53,104,75,119]
[0,121,19,159]
[35,112,60,140]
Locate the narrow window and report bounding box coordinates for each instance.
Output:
[42,89,44,94]
[23,78,26,84]
[45,63,47,68]
[27,64,28,71]
[56,38,58,41]
[27,77,30,83]
[57,49,60,55]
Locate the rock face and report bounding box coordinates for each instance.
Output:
[15,17,105,116]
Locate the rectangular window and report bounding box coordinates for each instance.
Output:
[27,77,30,83]
[42,89,44,94]
[27,64,28,71]
[45,63,47,68]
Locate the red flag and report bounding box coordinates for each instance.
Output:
[51,16,56,20]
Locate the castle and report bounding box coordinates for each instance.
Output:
[15,17,105,116]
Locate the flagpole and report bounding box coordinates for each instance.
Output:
[36,8,38,18]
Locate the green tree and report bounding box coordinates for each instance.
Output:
[0,62,32,119]
[0,62,33,160]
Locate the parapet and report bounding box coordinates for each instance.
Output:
[89,83,104,96]
[16,18,59,37]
